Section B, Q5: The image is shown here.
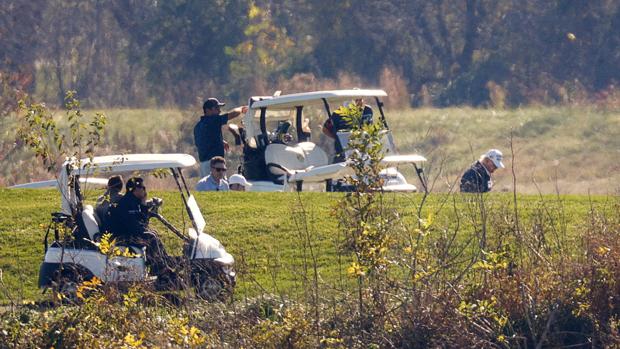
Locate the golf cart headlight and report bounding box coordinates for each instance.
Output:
[221,264,236,277]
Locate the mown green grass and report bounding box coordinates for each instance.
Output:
[0,188,615,303]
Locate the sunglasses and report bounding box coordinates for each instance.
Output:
[212,167,227,172]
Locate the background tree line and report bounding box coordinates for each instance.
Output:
[2,0,620,109]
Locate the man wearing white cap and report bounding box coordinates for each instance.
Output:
[228,174,252,191]
[460,149,505,193]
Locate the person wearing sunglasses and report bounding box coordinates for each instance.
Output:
[195,156,230,191]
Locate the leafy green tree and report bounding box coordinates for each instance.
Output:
[132,0,249,106]
[37,0,139,106]
[17,91,106,173]
[3,0,620,107]
[0,0,42,97]
[226,2,304,99]
[335,102,398,324]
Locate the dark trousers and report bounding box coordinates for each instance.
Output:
[121,231,172,276]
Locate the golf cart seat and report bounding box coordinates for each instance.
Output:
[81,204,100,240]
[264,142,328,178]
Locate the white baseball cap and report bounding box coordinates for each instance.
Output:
[482,149,505,169]
[228,174,252,188]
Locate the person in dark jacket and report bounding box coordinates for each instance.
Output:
[194,98,248,177]
[460,149,505,193]
[108,177,171,276]
[95,175,123,230]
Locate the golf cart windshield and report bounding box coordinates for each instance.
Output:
[186,195,206,234]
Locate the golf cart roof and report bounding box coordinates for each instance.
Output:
[9,177,109,189]
[67,153,196,176]
[250,89,388,111]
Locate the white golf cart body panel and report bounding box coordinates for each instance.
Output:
[44,246,147,282]
[287,162,352,183]
[247,181,285,192]
[189,229,234,265]
[262,141,352,185]
[241,89,426,191]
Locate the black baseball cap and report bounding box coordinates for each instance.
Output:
[107,175,123,190]
[126,177,145,191]
[203,98,225,111]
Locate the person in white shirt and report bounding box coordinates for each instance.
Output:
[195,156,229,191]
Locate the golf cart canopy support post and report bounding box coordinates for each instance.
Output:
[374,97,389,129]
[295,106,309,142]
[258,107,268,148]
[170,167,198,232]
[322,98,332,121]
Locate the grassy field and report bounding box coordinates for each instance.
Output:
[0,187,615,303]
[2,106,619,194]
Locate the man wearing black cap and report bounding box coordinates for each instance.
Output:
[108,177,170,276]
[194,98,248,177]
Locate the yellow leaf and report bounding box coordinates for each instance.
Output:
[248,3,262,19]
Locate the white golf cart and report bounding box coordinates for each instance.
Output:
[234,89,427,192]
[37,153,236,301]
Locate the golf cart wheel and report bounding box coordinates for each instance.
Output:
[193,274,230,302]
[50,266,92,305]
[52,279,80,304]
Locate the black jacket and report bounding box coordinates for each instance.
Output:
[95,189,123,230]
[108,192,149,238]
[460,161,491,193]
